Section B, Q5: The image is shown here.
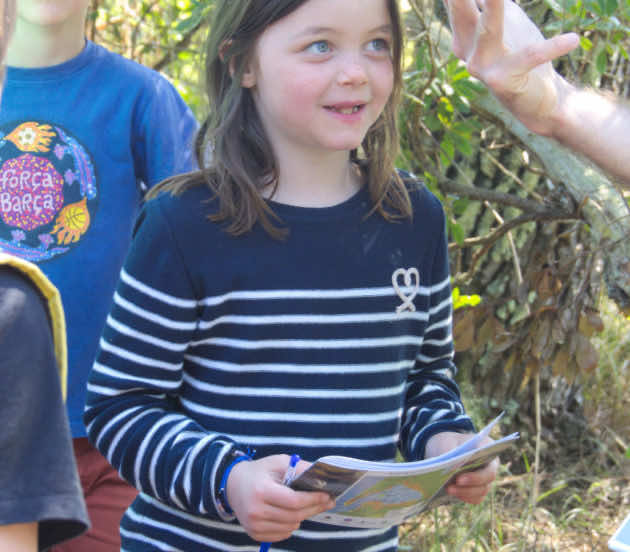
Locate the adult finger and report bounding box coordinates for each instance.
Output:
[444,0,481,59]
[470,0,506,67]
[507,33,580,74]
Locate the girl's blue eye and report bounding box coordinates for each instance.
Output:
[368,38,390,52]
[306,40,331,54]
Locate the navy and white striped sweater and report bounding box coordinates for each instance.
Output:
[84,179,474,551]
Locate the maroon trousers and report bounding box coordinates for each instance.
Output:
[50,438,138,552]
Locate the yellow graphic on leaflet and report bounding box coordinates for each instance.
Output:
[52,197,91,244]
[4,122,55,153]
[341,473,444,518]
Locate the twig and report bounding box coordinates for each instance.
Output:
[153,19,205,72]
[439,177,562,215]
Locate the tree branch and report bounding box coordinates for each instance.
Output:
[153,20,204,73]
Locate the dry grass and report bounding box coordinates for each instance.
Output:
[399,296,630,551]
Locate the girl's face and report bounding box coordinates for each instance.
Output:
[16,0,89,28]
[242,0,395,160]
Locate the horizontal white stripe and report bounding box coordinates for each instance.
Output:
[199,277,450,306]
[184,356,414,375]
[422,335,452,347]
[198,310,427,330]
[416,351,453,363]
[138,493,392,543]
[125,508,237,551]
[294,526,391,540]
[120,527,177,551]
[86,382,120,397]
[182,372,405,399]
[93,362,181,389]
[114,292,197,331]
[100,338,182,371]
[122,268,198,308]
[180,397,402,423]
[218,433,398,448]
[107,315,189,352]
[140,493,247,532]
[425,314,452,334]
[191,335,424,350]
[428,295,452,317]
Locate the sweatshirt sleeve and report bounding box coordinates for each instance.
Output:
[83,197,241,521]
[132,73,199,190]
[399,194,475,461]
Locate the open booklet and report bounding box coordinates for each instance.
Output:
[609,511,630,552]
[290,413,519,529]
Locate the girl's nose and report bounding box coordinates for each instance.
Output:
[337,59,368,86]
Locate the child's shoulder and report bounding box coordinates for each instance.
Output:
[89,41,174,89]
[396,169,445,220]
[143,176,219,229]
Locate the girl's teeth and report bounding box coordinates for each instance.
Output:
[335,106,359,114]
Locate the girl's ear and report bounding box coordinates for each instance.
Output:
[240,60,256,88]
[221,39,256,88]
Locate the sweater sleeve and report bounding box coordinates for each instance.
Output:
[399,196,475,461]
[83,198,240,521]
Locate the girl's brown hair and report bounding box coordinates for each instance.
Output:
[150,0,410,238]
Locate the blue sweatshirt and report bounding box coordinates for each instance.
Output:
[0,40,198,436]
[84,178,474,551]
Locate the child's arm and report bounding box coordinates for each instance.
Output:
[399,195,475,461]
[132,74,199,189]
[84,198,333,532]
[224,455,334,543]
[425,432,498,504]
[399,195,498,503]
[84,199,242,520]
[0,523,37,552]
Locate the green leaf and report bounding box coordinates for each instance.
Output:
[449,222,465,245]
[453,198,470,215]
[580,36,594,50]
[449,130,474,157]
[440,138,455,167]
[595,48,609,73]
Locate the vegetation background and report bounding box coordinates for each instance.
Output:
[86,0,630,549]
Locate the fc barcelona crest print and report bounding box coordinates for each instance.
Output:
[0,121,97,262]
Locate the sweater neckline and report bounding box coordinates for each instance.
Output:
[265,185,369,223]
[6,40,94,82]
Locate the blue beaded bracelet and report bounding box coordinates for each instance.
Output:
[218,453,252,515]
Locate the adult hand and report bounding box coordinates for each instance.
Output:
[444,0,579,135]
[425,431,498,504]
[226,454,335,543]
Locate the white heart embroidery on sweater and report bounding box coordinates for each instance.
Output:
[392,268,420,314]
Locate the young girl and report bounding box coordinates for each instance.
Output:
[84,1,498,550]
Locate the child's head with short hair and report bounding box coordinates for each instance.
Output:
[168,0,411,238]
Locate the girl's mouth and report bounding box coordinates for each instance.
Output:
[325,104,364,114]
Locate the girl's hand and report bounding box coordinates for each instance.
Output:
[443,0,579,136]
[425,431,498,505]
[226,454,335,543]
